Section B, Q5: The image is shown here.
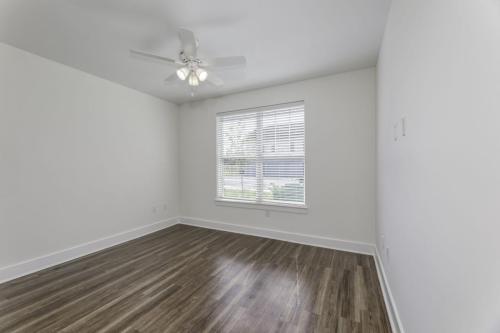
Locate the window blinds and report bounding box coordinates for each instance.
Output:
[216,101,305,207]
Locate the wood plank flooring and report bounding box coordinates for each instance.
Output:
[0,225,391,332]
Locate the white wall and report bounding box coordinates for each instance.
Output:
[179,68,376,245]
[377,1,500,332]
[0,43,179,269]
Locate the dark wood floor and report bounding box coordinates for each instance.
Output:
[0,225,391,333]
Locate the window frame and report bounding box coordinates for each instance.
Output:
[215,101,307,211]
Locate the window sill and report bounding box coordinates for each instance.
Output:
[214,198,308,214]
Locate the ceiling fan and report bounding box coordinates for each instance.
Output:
[130,29,246,94]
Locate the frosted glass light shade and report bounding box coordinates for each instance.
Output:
[176,67,189,80]
[188,72,199,86]
[196,68,208,82]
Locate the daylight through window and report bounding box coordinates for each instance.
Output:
[216,101,305,207]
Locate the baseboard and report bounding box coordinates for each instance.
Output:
[179,216,376,255]
[1,216,403,332]
[373,248,405,333]
[0,217,180,284]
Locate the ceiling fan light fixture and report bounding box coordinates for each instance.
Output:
[131,29,246,94]
[176,67,189,80]
[188,72,199,86]
[196,68,208,82]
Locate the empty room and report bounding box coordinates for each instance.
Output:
[1,0,499,332]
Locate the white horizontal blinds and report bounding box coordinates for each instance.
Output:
[217,111,258,201]
[261,106,305,204]
[217,101,305,206]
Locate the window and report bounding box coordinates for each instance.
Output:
[216,101,305,208]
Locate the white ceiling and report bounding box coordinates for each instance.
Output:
[0,0,390,104]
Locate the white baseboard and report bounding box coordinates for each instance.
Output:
[373,248,405,333]
[0,217,180,284]
[179,216,376,255]
[1,215,404,333]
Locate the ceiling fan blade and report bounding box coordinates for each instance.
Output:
[178,29,198,57]
[130,50,181,66]
[206,72,224,87]
[164,73,179,85]
[203,56,246,69]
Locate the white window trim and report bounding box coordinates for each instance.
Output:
[215,100,306,210]
[214,198,308,214]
